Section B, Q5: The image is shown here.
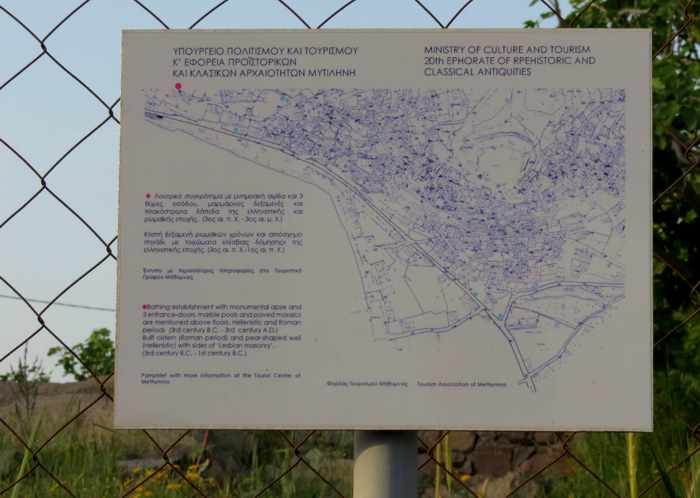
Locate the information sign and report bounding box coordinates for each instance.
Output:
[116,29,652,430]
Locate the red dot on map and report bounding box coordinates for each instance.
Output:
[142,304,149,310]
[175,82,182,90]
[145,193,151,198]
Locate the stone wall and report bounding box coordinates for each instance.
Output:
[419,430,572,496]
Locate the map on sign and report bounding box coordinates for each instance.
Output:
[115,30,651,430]
[144,87,626,391]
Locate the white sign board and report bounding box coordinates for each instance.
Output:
[116,29,652,430]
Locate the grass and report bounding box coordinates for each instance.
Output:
[1,367,699,497]
[0,408,354,497]
[2,408,698,497]
[544,371,700,498]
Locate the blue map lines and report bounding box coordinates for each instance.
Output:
[143,87,626,390]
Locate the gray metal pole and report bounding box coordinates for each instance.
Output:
[353,431,417,498]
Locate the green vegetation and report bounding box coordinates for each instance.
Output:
[541,374,700,497]
[0,347,49,498]
[526,0,700,496]
[0,335,351,497]
[0,346,50,384]
[48,328,115,381]
[0,419,353,497]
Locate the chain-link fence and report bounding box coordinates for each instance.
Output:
[1,0,698,496]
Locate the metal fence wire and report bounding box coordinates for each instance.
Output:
[0,1,699,497]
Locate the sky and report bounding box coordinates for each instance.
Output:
[0,0,571,381]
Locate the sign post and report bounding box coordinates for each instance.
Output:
[117,26,652,495]
[354,431,417,498]
[116,23,652,442]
